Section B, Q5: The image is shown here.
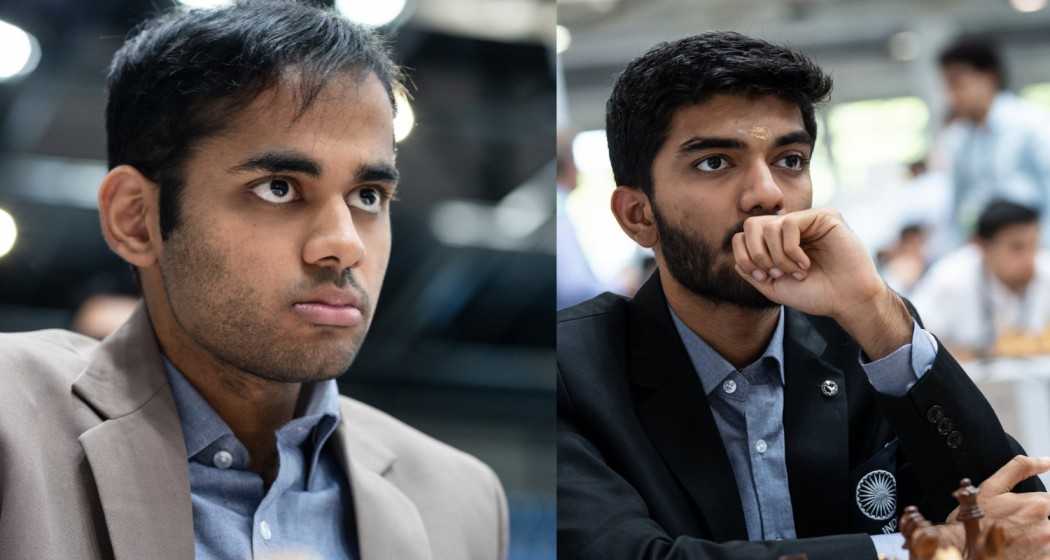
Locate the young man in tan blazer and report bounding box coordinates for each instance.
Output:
[0,2,507,559]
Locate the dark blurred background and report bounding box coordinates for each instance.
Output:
[0,0,555,557]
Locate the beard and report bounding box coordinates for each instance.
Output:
[158,220,373,384]
[652,204,776,309]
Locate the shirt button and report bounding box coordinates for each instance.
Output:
[755,439,768,454]
[259,520,272,541]
[212,450,233,469]
[722,379,737,394]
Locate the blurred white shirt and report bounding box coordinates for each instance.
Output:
[911,244,1050,350]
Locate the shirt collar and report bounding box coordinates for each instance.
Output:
[669,305,786,395]
[162,357,342,461]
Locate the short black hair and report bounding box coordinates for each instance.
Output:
[938,36,1006,90]
[107,0,402,239]
[605,31,832,197]
[976,199,1039,240]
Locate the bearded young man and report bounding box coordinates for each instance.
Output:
[0,2,506,559]
[557,32,1050,560]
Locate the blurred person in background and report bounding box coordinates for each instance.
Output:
[557,129,607,309]
[939,36,1050,247]
[878,223,930,296]
[912,200,1050,361]
[558,31,1049,560]
[0,2,506,559]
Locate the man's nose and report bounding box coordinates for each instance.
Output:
[740,161,784,215]
[302,197,366,271]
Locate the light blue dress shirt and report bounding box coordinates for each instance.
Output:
[950,92,1050,245]
[164,359,356,560]
[669,306,938,558]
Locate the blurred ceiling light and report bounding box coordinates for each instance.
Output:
[394,89,415,143]
[336,0,407,27]
[0,208,17,259]
[0,19,40,81]
[177,0,234,8]
[888,31,919,62]
[556,25,572,54]
[1010,0,1047,12]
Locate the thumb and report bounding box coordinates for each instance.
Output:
[980,455,1050,496]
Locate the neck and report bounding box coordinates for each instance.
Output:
[659,268,780,369]
[973,94,998,126]
[144,289,300,485]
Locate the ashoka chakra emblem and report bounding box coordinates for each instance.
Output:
[856,469,897,521]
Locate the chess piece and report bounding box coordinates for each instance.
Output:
[953,478,983,560]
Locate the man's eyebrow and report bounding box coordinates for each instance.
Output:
[355,162,399,184]
[677,137,746,154]
[774,130,814,148]
[229,150,323,177]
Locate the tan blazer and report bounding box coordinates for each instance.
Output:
[0,305,508,560]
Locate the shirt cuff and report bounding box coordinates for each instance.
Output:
[859,321,939,397]
[871,532,908,559]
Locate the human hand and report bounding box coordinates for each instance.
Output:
[732,209,912,359]
[944,455,1050,557]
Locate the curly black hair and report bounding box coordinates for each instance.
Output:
[605,31,832,197]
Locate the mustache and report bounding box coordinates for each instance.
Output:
[301,268,370,310]
[722,222,745,252]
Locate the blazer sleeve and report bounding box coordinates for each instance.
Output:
[873,333,1045,522]
[557,372,878,560]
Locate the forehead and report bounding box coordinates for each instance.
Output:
[942,63,991,81]
[202,71,396,162]
[663,94,805,145]
[993,222,1039,242]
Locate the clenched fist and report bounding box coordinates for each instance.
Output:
[732,208,913,360]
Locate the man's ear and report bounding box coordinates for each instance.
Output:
[97,165,162,269]
[611,186,659,248]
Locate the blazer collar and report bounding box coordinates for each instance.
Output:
[73,303,195,560]
[627,273,748,540]
[332,399,432,560]
[72,303,169,419]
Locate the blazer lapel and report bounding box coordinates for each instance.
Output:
[332,401,432,560]
[628,274,748,541]
[782,310,851,537]
[72,304,194,560]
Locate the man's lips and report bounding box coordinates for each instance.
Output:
[292,289,366,327]
[292,302,364,327]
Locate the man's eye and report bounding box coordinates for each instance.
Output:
[250,178,300,204]
[695,156,730,172]
[349,187,383,214]
[776,154,808,170]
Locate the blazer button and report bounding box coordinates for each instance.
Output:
[926,405,945,424]
[937,417,954,436]
[947,431,964,449]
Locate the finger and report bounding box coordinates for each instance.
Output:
[981,455,1050,496]
[761,222,801,278]
[743,218,775,272]
[984,492,1050,521]
[781,215,811,272]
[732,232,764,281]
[735,264,770,294]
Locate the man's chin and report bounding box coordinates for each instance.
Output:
[676,270,777,309]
